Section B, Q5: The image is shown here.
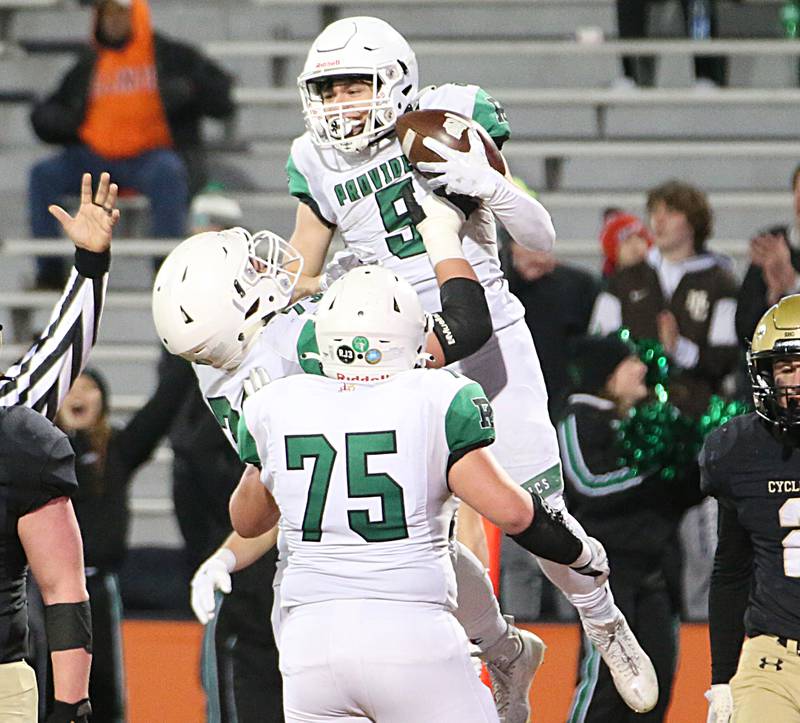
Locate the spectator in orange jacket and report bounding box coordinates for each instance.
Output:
[29,0,234,288]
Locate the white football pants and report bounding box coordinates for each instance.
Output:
[280,599,498,723]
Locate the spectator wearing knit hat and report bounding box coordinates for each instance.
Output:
[599,211,653,279]
[560,334,704,723]
[29,0,235,288]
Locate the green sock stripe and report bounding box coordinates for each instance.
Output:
[567,638,601,723]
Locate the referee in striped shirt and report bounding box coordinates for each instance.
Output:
[0,171,118,721]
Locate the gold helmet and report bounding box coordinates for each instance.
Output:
[748,294,800,429]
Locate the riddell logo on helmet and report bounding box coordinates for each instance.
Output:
[315,60,341,69]
[336,371,390,383]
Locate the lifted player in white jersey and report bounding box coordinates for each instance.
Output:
[281,15,657,719]
[229,265,609,723]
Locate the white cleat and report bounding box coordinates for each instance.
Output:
[482,616,546,723]
[581,612,658,713]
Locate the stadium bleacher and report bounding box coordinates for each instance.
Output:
[1,0,798,558]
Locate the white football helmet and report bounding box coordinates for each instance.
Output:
[312,265,432,382]
[298,16,418,153]
[152,228,302,370]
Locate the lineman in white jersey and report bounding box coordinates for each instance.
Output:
[284,15,658,717]
[230,266,610,723]
[152,220,500,594]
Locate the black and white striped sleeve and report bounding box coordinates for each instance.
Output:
[0,249,109,420]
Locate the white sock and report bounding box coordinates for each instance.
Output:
[451,541,508,652]
[534,496,617,622]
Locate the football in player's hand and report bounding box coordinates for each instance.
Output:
[396,109,505,174]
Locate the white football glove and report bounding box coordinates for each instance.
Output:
[190,548,236,625]
[570,536,610,587]
[705,684,733,723]
[416,129,504,201]
[243,367,270,398]
[318,250,367,292]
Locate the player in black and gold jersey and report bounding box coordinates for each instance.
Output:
[703,293,800,723]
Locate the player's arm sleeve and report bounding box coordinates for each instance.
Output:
[470,88,555,252]
[699,424,732,498]
[708,499,752,684]
[0,248,109,420]
[430,277,491,365]
[286,152,336,228]
[444,380,496,472]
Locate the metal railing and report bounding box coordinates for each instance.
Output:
[209,38,800,60]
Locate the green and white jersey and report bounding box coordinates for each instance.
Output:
[287,83,525,331]
[193,295,323,450]
[238,368,496,610]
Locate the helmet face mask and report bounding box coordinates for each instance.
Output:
[312,266,431,382]
[298,17,418,153]
[748,294,800,432]
[153,228,303,370]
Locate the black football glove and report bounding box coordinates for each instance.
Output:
[46,698,91,723]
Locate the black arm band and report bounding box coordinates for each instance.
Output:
[431,277,492,365]
[44,601,92,653]
[510,490,583,565]
[74,248,110,278]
